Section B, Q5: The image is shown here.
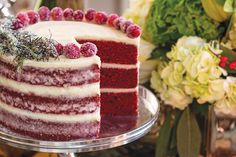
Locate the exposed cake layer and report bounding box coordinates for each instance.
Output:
[0,106,99,141]
[101,89,138,116]
[0,55,100,87]
[76,40,139,116]
[101,68,138,88]
[78,40,138,64]
[0,85,100,114]
[0,59,99,87]
[0,100,100,122]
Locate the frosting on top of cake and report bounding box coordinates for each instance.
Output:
[25,21,140,46]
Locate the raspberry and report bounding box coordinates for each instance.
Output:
[27,11,40,24]
[229,61,236,69]
[80,42,98,57]
[219,61,226,68]
[63,8,74,20]
[85,8,96,21]
[107,13,118,26]
[113,17,125,29]
[54,42,64,55]
[120,20,133,33]
[220,56,228,62]
[51,7,63,21]
[94,11,108,24]
[73,10,84,21]
[38,6,50,21]
[126,24,141,38]
[64,43,80,59]
[16,12,30,26]
[11,19,24,30]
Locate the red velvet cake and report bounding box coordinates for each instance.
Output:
[0,6,140,141]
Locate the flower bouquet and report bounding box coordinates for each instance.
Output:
[124,0,236,157]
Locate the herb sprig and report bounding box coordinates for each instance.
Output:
[0,18,58,69]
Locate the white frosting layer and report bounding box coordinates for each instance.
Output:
[25,21,139,46]
[102,63,138,69]
[101,87,138,93]
[0,75,100,98]
[1,55,101,69]
[0,100,100,122]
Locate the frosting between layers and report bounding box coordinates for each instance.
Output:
[0,55,101,69]
[101,63,138,69]
[0,100,100,122]
[0,75,100,98]
[25,21,139,46]
[101,87,138,93]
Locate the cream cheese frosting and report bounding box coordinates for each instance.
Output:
[0,75,100,98]
[1,54,101,69]
[0,100,100,122]
[25,21,140,46]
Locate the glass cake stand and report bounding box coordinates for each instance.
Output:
[0,86,159,157]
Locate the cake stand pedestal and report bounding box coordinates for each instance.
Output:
[0,86,159,157]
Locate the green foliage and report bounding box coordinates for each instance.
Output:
[169,110,182,156]
[150,47,170,60]
[155,112,172,157]
[216,0,226,5]
[142,0,226,47]
[177,107,201,157]
[35,0,57,10]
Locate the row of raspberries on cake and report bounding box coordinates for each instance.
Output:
[12,6,141,38]
[55,42,97,59]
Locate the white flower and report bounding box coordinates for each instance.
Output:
[161,62,185,86]
[198,79,226,104]
[123,0,154,28]
[160,87,193,110]
[176,36,206,49]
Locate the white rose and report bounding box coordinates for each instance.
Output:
[160,87,192,110]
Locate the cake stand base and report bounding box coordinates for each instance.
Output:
[0,86,159,156]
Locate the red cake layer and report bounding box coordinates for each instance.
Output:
[101,68,138,88]
[101,92,138,116]
[0,108,100,141]
[77,40,137,64]
[0,59,99,87]
[0,85,100,114]
[78,39,138,116]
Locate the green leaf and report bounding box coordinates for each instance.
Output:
[177,107,201,157]
[224,0,236,13]
[155,112,172,157]
[170,110,182,149]
[150,47,170,59]
[168,110,182,156]
[216,0,226,5]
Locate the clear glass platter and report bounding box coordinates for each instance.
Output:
[0,86,159,155]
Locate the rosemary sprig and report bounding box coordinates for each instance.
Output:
[0,18,58,70]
